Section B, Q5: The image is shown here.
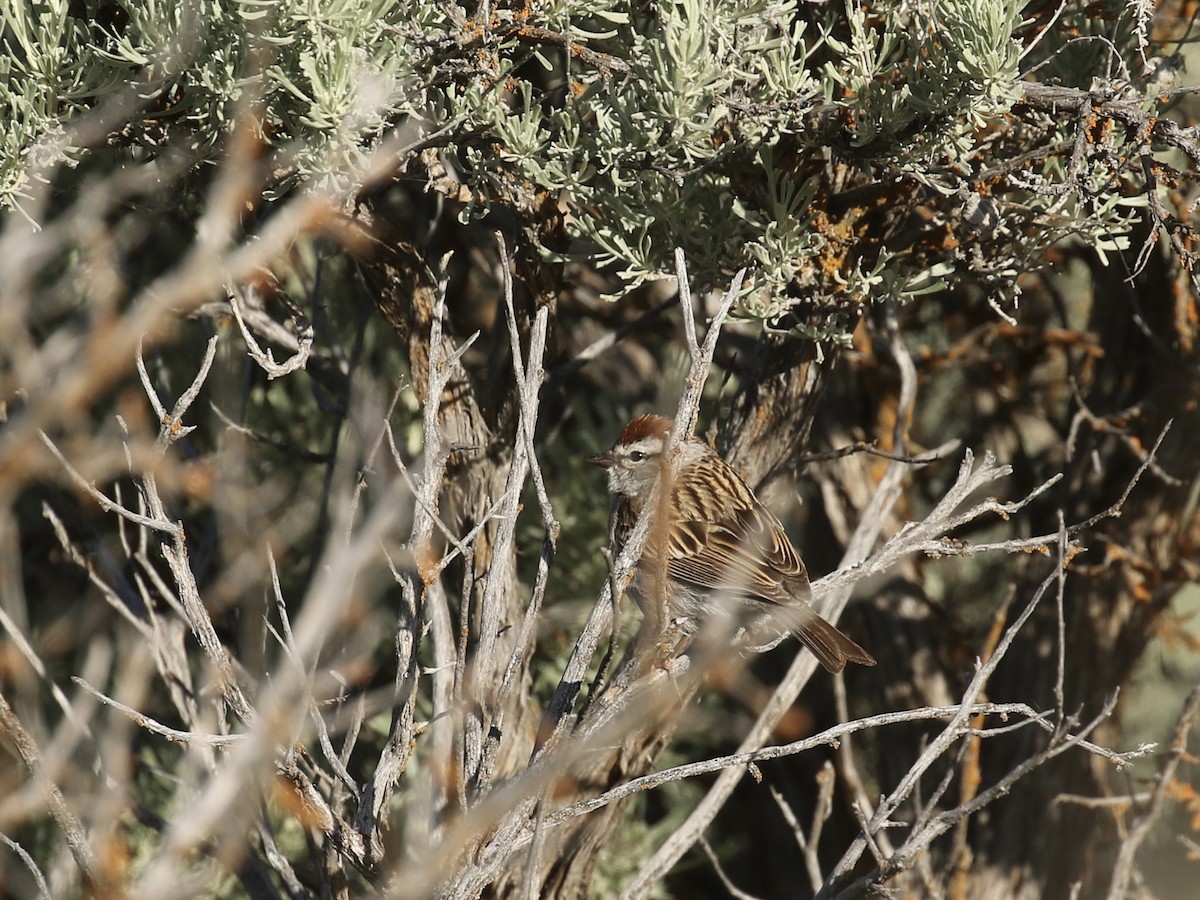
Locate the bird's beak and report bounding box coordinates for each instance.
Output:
[587,451,614,469]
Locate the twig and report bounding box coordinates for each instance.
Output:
[143,335,219,452]
[832,703,1117,898]
[546,297,676,380]
[815,545,1152,899]
[800,440,961,466]
[621,303,920,898]
[211,402,333,463]
[473,235,556,794]
[267,548,360,798]
[1066,383,1180,488]
[522,801,550,900]
[355,254,460,864]
[821,566,1059,891]
[801,764,836,893]
[70,679,244,748]
[132,338,257,724]
[1071,421,1176,534]
[1055,511,1068,727]
[256,816,307,900]
[229,284,313,379]
[38,432,180,535]
[1105,677,1200,900]
[577,547,625,724]
[948,591,1011,898]
[535,256,744,758]
[0,831,52,900]
[545,702,1135,827]
[385,423,494,571]
[700,836,765,900]
[497,234,558,537]
[0,564,106,748]
[833,671,892,858]
[135,481,412,891]
[427,256,744,900]
[0,695,96,883]
[1020,0,1069,61]
[1054,793,1149,809]
[676,247,700,359]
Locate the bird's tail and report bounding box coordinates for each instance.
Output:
[785,605,876,673]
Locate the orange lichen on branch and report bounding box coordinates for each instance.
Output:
[275,771,336,831]
[1166,778,1200,832]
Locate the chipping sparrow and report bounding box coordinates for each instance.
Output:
[588,415,875,673]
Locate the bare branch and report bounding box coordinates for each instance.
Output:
[467,235,553,796]
[355,255,461,865]
[480,234,557,791]
[229,284,313,379]
[1070,420,1175,532]
[543,701,1149,829]
[546,297,676,381]
[37,432,180,536]
[0,695,95,884]
[832,691,1142,899]
[1105,676,1200,899]
[700,835,765,900]
[535,257,744,757]
[622,306,921,897]
[676,247,700,359]
[800,439,962,466]
[70,679,244,748]
[0,831,52,900]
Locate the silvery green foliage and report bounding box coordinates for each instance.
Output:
[1,0,446,205]
[445,0,1032,323]
[0,0,1161,334]
[822,0,1023,154]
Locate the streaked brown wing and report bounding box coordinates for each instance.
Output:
[665,496,810,606]
[657,455,874,672]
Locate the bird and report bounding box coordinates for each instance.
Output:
[588,414,875,673]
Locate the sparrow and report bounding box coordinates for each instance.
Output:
[589,415,875,673]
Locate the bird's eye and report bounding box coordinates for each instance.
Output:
[628,450,646,462]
